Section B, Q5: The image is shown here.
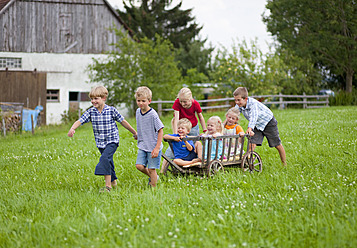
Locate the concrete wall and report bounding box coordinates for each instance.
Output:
[0,52,129,124]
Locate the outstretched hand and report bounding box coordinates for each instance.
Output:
[67,128,75,137]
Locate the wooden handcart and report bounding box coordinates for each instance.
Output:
[161,134,263,177]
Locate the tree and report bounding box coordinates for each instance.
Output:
[117,0,213,76]
[263,0,357,92]
[210,39,276,96]
[88,30,182,115]
[210,39,322,96]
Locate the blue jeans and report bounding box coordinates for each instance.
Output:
[95,143,118,182]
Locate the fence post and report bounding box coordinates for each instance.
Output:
[279,93,283,110]
[158,100,162,116]
[303,92,307,109]
[2,118,6,137]
[326,95,329,107]
[31,114,35,135]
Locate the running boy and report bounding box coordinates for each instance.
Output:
[67,86,137,192]
[233,87,286,165]
[163,118,202,167]
[135,86,164,187]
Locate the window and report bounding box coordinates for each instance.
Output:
[47,90,60,102]
[0,57,22,68]
[69,91,79,101]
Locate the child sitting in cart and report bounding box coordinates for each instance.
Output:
[201,116,224,160]
[163,118,203,167]
[223,107,245,156]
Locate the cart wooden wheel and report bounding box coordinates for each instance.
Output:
[241,151,262,172]
[206,160,224,177]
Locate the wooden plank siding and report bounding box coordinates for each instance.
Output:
[0,0,129,53]
[0,70,47,125]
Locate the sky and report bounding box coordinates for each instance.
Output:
[106,0,274,54]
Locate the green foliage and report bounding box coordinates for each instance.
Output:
[117,0,213,76]
[1,107,357,247]
[329,88,357,106]
[61,109,83,124]
[88,31,182,116]
[264,0,357,92]
[210,39,321,96]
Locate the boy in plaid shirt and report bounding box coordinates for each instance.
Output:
[233,87,286,166]
[68,86,137,192]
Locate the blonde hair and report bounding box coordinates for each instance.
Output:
[89,86,108,98]
[177,87,192,100]
[233,87,248,99]
[135,86,152,100]
[177,118,192,132]
[225,107,240,123]
[208,116,223,134]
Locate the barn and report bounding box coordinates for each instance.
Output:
[0,0,132,124]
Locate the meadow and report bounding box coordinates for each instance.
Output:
[0,106,356,248]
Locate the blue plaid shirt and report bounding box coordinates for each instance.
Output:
[79,105,124,148]
[237,97,273,131]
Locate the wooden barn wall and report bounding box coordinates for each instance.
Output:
[0,0,127,53]
[0,71,47,125]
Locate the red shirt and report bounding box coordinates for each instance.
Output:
[172,98,202,127]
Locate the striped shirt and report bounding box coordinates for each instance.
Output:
[79,105,124,148]
[136,108,164,152]
[237,97,273,131]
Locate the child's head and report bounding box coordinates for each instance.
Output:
[89,86,108,99]
[135,86,152,101]
[135,86,152,112]
[177,87,193,109]
[233,87,248,108]
[177,118,192,136]
[225,107,240,126]
[207,116,223,135]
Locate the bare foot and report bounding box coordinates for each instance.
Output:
[111,180,117,189]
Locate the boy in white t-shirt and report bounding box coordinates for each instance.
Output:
[135,86,164,187]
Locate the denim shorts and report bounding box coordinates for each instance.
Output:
[180,150,198,161]
[136,149,162,169]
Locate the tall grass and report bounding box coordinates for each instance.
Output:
[0,106,356,248]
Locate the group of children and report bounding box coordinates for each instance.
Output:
[68,85,286,192]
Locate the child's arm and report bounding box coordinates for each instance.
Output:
[197,112,207,133]
[184,140,193,151]
[172,111,180,134]
[120,120,138,139]
[67,120,81,137]
[152,128,164,158]
[163,134,181,142]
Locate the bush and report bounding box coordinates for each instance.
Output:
[329,88,357,106]
[61,108,83,124]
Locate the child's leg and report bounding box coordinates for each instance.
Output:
[160,147,174,173]
[148,169,158,187]
[136,164,150,177]
[96,143,118,189]
[275,144,286,166]
[104,175,111,188]
[194,141,203,160]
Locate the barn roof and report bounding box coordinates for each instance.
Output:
[0,0,11,12]
[0,0,133,35]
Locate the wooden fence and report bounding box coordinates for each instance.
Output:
[151,93,329,116]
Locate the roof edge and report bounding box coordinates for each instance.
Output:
[102,0,134,38]
[0,0,15,15]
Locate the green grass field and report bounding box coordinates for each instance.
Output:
[0,106,356,248]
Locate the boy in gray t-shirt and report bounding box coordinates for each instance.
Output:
[135,86,164,187]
